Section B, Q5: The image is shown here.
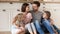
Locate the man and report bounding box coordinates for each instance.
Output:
[30,1,44,34]
[30,1,55,34]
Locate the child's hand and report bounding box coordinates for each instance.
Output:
[54,30,58,34]
[20,27,25,32]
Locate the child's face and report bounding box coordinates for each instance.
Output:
[17,15,23,21]
[43,13,48,19]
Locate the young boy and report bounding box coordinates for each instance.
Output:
[42,11,58,34]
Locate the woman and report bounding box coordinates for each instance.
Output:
[21,3,37,34]
[11,3,37,34]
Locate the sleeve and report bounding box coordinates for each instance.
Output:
[41,12,44,23]
[27,13,32,19]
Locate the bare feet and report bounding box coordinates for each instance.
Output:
[55,32,58,34]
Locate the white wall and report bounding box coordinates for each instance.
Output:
[0,3,23,31]
[0,2,60,31]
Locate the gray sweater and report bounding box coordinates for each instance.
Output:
[30,10,43,23]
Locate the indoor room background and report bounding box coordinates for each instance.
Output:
[0,0,60,34]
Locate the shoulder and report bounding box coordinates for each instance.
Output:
[27,13,32,16]
[38,11,43,14]
[28,13,32,15]
[38,11,43,16]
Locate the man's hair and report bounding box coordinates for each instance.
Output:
[32,1,40,7]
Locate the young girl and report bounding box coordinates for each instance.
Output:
[11,13,25,34]
[42,11,58,34]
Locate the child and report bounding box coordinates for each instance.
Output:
[11,13,25,34]
[42,11,58,34]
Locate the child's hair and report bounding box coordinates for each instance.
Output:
[44,11,51,19]
[17,13,24,22]
[13,13,24,23]
[13,13,26,27]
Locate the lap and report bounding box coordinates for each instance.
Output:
[11,25,25,34]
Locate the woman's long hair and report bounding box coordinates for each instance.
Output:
[21,3,29,12]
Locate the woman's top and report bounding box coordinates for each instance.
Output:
[23,13,32,24]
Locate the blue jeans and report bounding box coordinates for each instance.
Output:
[53,25,60,34]
[42,19,55,34]
[34,20,44,34]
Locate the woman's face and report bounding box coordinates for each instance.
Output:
[26,6,30,12]
[43,13,48,19]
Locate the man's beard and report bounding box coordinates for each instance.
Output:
[33,9,38,12]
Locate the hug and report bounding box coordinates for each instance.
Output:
[11,1,60,34]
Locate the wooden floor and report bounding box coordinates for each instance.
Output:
[0,31,11,34]
[0,31,50,34]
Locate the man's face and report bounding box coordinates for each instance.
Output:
[32,4,39,11]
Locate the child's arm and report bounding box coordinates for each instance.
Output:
[50,18,54,25]
[50,19,58,33]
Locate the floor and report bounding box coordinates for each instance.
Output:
[0,31,11,34]
[0,31,50,34]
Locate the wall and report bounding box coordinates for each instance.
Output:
[0,3,22,31]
